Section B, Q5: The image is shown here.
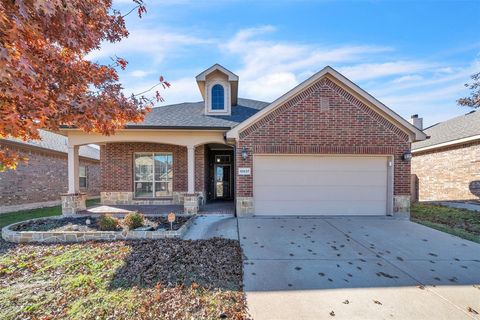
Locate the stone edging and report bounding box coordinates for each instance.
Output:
[1,215,195,243]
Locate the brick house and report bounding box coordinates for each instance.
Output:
[58,65,426,217]
[0,130,101,213]
[412,110,480,202]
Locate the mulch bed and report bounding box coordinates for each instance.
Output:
[10,216,191,232]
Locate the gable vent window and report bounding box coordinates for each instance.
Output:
[320,97,330,110]
[211,84,225,110]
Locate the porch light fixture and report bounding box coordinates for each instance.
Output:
[402,151,413,161]
[241,147,248,160]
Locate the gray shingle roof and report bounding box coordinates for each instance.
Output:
[126,98,270,129]
[412,110,480,150]
[3,130,100,160]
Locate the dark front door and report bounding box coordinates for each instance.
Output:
[215,164,232,199]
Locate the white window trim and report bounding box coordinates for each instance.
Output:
[79,165,87,188]
[133,152,173,198]
[206,80,230,115]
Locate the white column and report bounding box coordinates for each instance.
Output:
[187,145,195,194]
[67,145,80,194]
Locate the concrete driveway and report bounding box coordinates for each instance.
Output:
[238,217,480,320]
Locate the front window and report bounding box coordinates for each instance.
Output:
[211,84,224,110]
[79,166,87,188]
[134,153,173,198]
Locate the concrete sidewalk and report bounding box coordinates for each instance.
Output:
[182,214,238,240]
[239,217,480,320]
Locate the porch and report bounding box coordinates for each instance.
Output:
[78,201,235,215]
[60,129,236,216]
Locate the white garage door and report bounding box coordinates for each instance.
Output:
[253,155,389,216]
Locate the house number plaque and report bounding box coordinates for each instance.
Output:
[238,168,251,176]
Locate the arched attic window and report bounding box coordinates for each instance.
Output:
[211,84,225,110]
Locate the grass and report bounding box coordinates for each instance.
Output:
[411,203,480,243]
[0,239,247,320]
[0,199,100,229]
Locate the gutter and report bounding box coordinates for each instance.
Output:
[59,125,232,131]
[412,134,480,153]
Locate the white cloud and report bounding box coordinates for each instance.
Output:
[122,76,201,105]
[130,70,154,78]
[86,27,214,64]
[242,72,299,101]
[338,61,433,81]
[392,75,424,83]
[222,25,396,100]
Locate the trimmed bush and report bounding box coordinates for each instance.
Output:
[124,212,144,230]
[98,215,119,231]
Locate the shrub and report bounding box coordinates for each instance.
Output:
[124,212,144,230]
[98,215,119,231]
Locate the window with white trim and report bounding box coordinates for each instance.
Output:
[79,166,87,188]
[134,153,173,198]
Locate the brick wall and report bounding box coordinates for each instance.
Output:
[236,77,411,198]
[0,142,100,207]
[412,141,480,201]
[101,143,188,193]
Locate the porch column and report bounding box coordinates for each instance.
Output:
[187,145,195,194]
[67,145,80,194]
[184,145,199,214]
[62,144,86,215]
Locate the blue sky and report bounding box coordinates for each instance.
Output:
[88,0,480,127]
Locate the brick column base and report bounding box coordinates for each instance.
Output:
[61,193,87,215]
[184,194,201,214]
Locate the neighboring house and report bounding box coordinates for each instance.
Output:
[58,64,426,217]
[0,130,101,214]
[412,111,480,202]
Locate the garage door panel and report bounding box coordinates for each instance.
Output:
[254,185,387,201]
[255,200,387,215]
[254,170,387,187]
[255,156,387,171]
[253,155,389,216]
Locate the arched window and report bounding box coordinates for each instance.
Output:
[211,84,225,110]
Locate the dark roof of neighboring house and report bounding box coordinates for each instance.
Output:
[126,98,270,129]
[3,130,100,160]
[412,110,480,150]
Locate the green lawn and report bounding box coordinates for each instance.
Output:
[411,203,480,243]
[0,199,100,229]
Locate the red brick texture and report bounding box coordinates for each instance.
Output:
[101,143,188,194]
[236,77,411,198]
[0,142,100,206]
[412,141,480,201]
[195,145,206,193]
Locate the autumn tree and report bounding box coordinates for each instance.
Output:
[458,72,480,109]
[0,0,168,170]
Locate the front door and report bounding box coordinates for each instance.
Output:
[215,164,232,199]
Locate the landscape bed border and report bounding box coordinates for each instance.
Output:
[1,213,195,243]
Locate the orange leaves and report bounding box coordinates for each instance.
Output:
[0,0,169,170]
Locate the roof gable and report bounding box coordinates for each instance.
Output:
[195,64,239,81]
[226,66,427,142]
